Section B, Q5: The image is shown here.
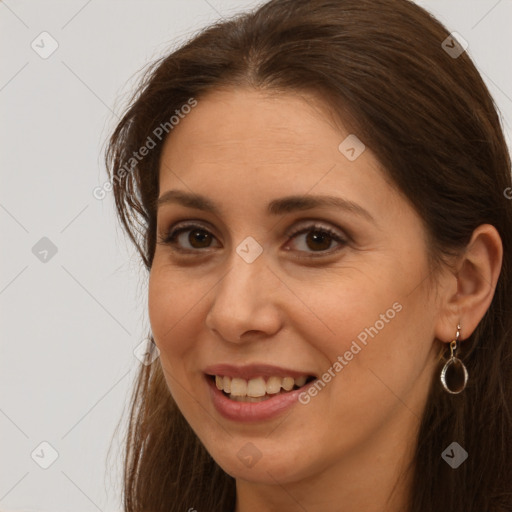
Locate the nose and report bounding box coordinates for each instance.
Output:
[205,252,283,344]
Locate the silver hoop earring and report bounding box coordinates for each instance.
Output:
[440,324,468,394]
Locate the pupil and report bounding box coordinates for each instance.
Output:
[190,230,211,248]
[307,231,331,251]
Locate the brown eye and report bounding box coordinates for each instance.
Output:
[287,223,347,255]
[304,230,334,251]
[186,229,213,248]
[159,224,220,252]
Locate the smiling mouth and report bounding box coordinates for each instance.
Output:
[207,374,317,402]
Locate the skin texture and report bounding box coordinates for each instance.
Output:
[148,88,503,512]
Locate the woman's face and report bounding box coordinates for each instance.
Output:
[148,88,443,486]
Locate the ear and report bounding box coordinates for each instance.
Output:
[435,224,503,343]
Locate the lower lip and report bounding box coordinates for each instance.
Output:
[206,376,312,423]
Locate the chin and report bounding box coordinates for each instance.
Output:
[200,433,320,485]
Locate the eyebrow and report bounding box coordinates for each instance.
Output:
[156,190,375,223]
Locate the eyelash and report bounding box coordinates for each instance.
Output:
[157,221,348,258]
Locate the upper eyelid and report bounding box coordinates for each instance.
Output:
[162,219,219,239]
[287,220,346,236]
[162,218,346,237]
[161,219,349,247]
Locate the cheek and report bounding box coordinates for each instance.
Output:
[147,267,201,358]
[297,256,436,396]
[147,269,202,408]
[297,271,402,357]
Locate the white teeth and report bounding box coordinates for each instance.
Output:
[294,375,307,387]
[247,377,267,397]
[282,377,294,391]
[230,378,247,396]
[223,376,231,393]
[266,376,282,394]
[212,374,311,398]
[230,395,270,402]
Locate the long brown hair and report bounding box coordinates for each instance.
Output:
[105,1,512,510]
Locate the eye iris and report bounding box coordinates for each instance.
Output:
[189,229,211,248]
[306,231,332,251]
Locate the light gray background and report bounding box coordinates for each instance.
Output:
[1,1,511,511]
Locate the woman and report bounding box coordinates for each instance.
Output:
[105,0,512,510]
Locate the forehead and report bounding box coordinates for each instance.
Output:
[157,87,404,222]
[160,88,347,167]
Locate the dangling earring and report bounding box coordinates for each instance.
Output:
[440,324,468,394]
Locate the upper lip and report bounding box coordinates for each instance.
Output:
[203,363,317,380]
